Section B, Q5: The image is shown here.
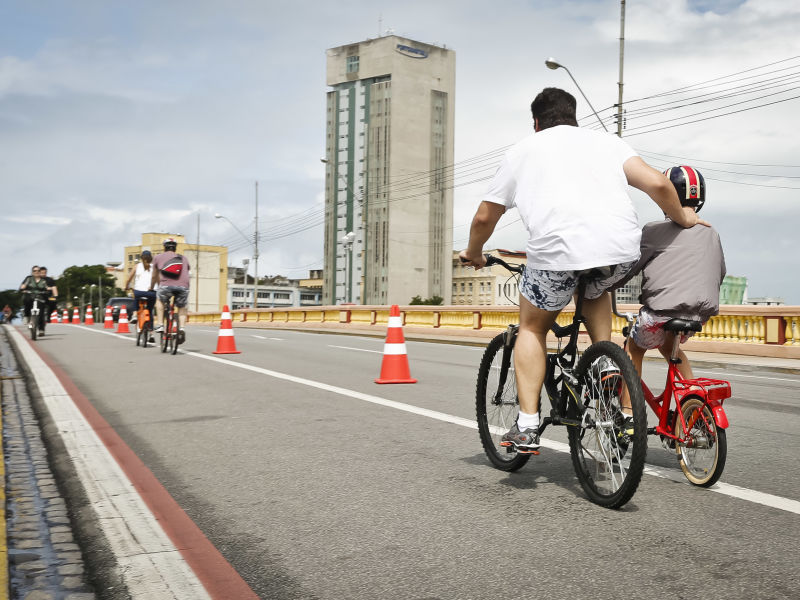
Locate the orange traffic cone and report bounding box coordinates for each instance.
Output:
[116,306,131,333]
[375,305,417,384]
[50,311,59,323]
[213,305,241,354]
[62,309,69,322]
[72,307,80,323]
[103,305,114,328]
[85,304,94,325]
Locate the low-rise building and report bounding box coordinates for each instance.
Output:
[451,249,525,306]
[123,233,228,312]
[225,269,323,309]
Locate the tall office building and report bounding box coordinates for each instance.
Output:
[323,35,455,305]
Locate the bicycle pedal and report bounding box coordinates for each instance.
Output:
[518,448,540,455]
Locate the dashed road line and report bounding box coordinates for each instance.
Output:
[79,325,800,515]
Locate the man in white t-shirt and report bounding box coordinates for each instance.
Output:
[460,87,705,452]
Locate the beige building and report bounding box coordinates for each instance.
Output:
[451,249,526,306]
[323,35,456,306]
[123,233,228,312]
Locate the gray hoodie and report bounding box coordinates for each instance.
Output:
[617,220,726,320]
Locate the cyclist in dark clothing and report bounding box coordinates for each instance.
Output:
[20,265,58,333]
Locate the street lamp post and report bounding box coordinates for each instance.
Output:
[90,284,97,321]
[216,209,259,309]
[545,57,608,132]
[340,231,355,303]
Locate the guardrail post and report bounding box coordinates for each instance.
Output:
[764,316,786,345]
[340,309,351,324]
[473,311,481,330]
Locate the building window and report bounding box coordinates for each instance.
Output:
[346,56,359,73]
[274,292,291,300]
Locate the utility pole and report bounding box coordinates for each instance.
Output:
[195,211,200,312]
[253,181,259,309]
[616,0,626,137]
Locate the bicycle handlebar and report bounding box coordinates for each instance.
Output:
[481,254,524,274]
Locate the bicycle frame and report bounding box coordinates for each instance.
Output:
[641,362,731,444]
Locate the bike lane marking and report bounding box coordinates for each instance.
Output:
[81,325,800,516]
[7,326,258,600]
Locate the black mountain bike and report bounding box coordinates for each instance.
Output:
[475,255,648,509]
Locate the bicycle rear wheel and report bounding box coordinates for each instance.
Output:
[567,341,647,509]
[476,331,530,471]
[676,395,727,487]
[161,315,170,353]
[170,313,179,355]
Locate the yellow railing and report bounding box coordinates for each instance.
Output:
[188,304,800,353]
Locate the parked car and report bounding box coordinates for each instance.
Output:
[107,297,137,323]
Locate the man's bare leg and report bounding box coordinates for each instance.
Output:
[581,291,612,343]
[514,295,559,416]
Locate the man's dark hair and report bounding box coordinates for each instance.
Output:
[531,87,578,130]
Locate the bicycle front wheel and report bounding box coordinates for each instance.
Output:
[476,331,530,471]
[30,320,37,341]
[567,341,647,509]
[676,395,727,487]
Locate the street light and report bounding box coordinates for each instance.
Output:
[544,57,608,132]
[216,211,259,309]
[340,231,356,304]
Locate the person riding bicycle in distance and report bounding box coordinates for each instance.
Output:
[459,87,707,454]
[615,166,725,388]
[125,249,158,342]
[150,237,190,345]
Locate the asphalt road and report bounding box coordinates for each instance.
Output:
[19,323,800,600]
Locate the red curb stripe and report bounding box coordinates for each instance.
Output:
[25,337,258,600]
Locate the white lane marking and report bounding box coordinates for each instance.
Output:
[329,345,382,354]
[78,325,800,515]
[7,326,211,599]
[252,335,283,340]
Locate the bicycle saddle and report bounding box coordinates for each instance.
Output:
[663,318,702,333]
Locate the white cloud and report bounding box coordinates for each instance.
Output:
[0,0,798,302]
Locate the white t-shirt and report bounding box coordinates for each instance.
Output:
[486,125,642,270]
[133,262,156,291]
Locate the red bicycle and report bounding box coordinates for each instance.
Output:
[622,316,731,487]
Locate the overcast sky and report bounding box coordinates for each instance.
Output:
[1,0,799,303]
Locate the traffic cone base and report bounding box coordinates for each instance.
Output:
[375,305,416,384]
[213,305,240,354]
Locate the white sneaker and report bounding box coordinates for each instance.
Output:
[154,325,164,333]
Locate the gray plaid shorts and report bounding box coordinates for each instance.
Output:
[520,261,637,311]
[157,285,189,308]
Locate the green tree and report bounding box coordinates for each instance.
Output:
[409,295,443,306]
[56,265,123,308]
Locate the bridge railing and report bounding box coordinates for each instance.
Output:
[189,304,800,357]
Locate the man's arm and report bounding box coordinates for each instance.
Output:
[623,157,710,228]
[150,264,160,290]
[459,201,506,268]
